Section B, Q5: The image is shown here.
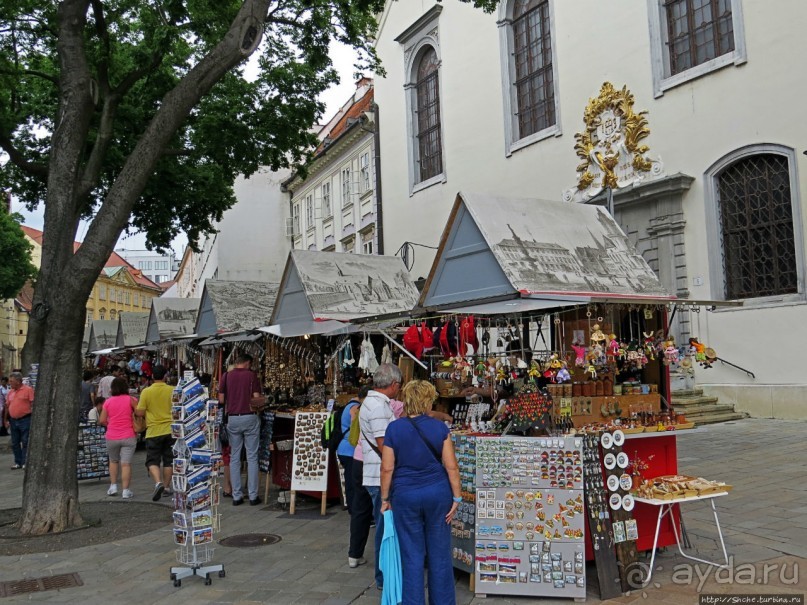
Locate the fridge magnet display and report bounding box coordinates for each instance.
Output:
[290,411,330,492]
[609,493,622,510]
[612,430,625,447]
[625,519,639,540]
[607,475,620,492]
[621,494,635,512]
[616,452,629,469]
[619,473,633,491]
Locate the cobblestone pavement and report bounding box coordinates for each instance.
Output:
[0,418,804,604]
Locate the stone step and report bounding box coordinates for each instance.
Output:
[687,411,748,425]
[676,403,737,416]
[670,389,704,397]
[672,396,720,407]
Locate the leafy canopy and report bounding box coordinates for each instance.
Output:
[0,0,383,250]
[0,210,36,299]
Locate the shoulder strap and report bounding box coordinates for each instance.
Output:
[406,417,442,463]
[361,427,382,457]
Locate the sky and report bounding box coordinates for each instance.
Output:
[8,41,360,258]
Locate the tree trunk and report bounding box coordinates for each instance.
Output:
[18,298,86,534]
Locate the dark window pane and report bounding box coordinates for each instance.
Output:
[717,154,797,299]
[664,0,735,76]
[512,0,555,138]
[415,47,442,183]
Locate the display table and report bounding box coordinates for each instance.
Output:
[634,491,729,587]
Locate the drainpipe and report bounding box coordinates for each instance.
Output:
[372,102,384,255]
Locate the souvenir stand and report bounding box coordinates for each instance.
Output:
[413,193,731,598]
[168,376,225,587]
[260,250,421,512]
[145,297,201,376]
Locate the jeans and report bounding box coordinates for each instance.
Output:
[10,415,31,467]
[365,484,384,588]
[338,454,356,515]
[228,414,260,500]
[349,460,373,559]
[393,481,455,605]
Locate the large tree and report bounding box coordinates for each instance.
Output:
[0,0,385,534]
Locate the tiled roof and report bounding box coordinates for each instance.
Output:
[313,87,374,157]
[21,225,161,290]
[15,281,35,312]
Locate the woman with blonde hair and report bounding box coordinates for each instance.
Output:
[380,380,461,605]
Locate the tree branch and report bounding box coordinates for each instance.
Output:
[112,52,164,97]
[88,0,110,94]
[76,94,118,202]
[0,131,49,179]
[73,0,273,277]
[0,68,59,85]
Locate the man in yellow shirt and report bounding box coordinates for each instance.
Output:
[135,365,175,501]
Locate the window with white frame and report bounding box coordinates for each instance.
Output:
[706,145,803,303]
[498,0,560,155]
[292,203,301,235]
[398,5,446,193]
[361,229,374,255]
[360,153,371,193]
[305,194,314,229]
[117,290,123,303]
[322,182,332,218]
[648,0,746,97]
[341,167,352,206]
[109,287,115,302]
[125,292,130,305]
[99,308,106,320]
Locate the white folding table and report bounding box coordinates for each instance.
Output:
[634,491,730,586]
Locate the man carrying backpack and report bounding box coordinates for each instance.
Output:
[334,390,364,516]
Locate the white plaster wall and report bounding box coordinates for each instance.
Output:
[376,0,807,412]
[216,168,292,284]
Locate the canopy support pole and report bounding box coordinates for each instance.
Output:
[379,330,427,370]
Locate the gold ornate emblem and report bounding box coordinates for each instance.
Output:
[563,82,662,202]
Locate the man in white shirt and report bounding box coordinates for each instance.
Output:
[96,367,121,399]
[358,363,401,590]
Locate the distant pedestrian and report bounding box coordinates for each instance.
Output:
[0,377,8,437]
[80,370,97,423]
[218,353,264,506]
[99,378,137,499]
[3,372,35,469]
[358,363,402,590]
[135,365,175,501]
[343,385,371,568]
[380,380,461,605]
[87,397,105,424]
[97,367,121,399]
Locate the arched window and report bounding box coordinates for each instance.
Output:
[499,0,559,154]
[715,153,798,299]
[110,309,117,319]
[99,307,106,320]
[512,0,554,139]
[415,46,442,183]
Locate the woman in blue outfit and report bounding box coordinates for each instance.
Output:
[380,380,461,605]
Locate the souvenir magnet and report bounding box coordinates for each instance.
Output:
[622,494,635,511]
[603,453,616,470]
[612,430,625,447]
[600,433,613,449]
[616,452,629,469]
[609,493,622,510]
[619,473,633,491]
[607,475,620,492]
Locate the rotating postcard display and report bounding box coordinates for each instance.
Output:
[169,378,225,587]
[474,436,586,599]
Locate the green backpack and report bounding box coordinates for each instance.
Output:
[347,403,361,447]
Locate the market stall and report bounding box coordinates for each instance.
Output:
[262,250,420,504]
[413,192,727,598]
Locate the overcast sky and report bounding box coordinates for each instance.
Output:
[10,41,360,257]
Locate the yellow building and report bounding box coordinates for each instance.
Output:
[0,227,162,372]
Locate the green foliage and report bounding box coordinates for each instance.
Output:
[0,0,386,250]
[0,210,36,299]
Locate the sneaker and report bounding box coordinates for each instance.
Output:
[162,488,174,498]
[107,484,118,496]
[348,557,367,568]
[151,482,165,502]
[9,464,21,470]
[121,489,133,499]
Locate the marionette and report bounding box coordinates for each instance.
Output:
[571,342,587,367]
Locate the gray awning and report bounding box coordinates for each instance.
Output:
[259,320,355,338]
[442,297,585,315]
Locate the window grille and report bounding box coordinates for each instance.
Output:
[415,47,443,183]
[664,0,734,75]
[512,0,555,138]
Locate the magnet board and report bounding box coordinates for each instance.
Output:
[290,411,329,492]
